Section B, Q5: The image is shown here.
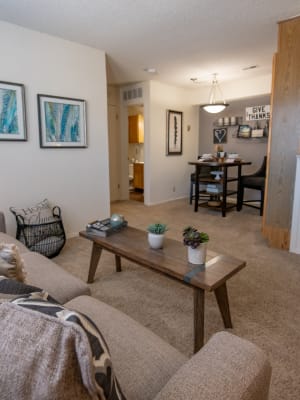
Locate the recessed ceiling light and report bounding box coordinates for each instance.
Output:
[143,67,157,74]
[242,65,258,71]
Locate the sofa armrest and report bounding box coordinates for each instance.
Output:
[0,212,6,233]
[154,332,271,400]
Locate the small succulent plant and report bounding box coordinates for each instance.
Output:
[147,223,168,235]
[182,226,209,249]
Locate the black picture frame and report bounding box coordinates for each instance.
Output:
[37,94,87,148]
[166,110,183,155]
[213,128,227,144]
[237,124,252,138]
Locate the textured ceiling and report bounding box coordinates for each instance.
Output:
[0,0,299,87]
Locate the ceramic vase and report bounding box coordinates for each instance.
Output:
[148,233,164,249]
[188,243,207,265]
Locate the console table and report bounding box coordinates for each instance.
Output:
[188,160,251,217]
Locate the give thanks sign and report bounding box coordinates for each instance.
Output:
[245,105,270,121]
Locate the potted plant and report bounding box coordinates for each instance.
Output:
[182,226,209,264]
[147,223,168,249]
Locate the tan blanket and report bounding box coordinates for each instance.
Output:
[0,302,99,400]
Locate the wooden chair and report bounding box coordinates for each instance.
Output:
[237,156,267,216]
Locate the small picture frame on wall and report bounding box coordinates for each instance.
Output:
[0,81,27,141]
[37,94,87,148]
[213,128,227,144]
[237,124,252,138]
[166,110,183,155]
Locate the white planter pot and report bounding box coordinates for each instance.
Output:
[187,243,207,265]
[148,233,164,249]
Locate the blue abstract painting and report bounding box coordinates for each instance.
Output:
[44,101,80,142]
[0,88,18,134]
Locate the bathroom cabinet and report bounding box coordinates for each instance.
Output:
[133,163,144,189]
[128,114,144,143]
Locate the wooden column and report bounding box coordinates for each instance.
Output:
[262,16,300,250]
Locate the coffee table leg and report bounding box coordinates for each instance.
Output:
[214,283,233,328]
[115,255,122,272]
[87,243,102,283]
[193,287,205,353]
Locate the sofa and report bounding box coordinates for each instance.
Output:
[0,211,272,400]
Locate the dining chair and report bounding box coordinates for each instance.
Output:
[237,156,267,216]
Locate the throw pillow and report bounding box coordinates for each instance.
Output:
[0,243,26,282]
[10,198,55,225]
[11,294,126,400]
[0,276,56,303]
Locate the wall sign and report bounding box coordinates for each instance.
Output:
[245,105,270,121]
[213,128,227,144]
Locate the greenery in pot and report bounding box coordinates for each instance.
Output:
[182,226,209,249]
[147,223,168,235]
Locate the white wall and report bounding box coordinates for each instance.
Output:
[147,81,199,205]
[0,22,110,236]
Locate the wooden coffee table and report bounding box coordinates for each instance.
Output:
[80,227,246,352]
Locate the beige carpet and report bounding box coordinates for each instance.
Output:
[55,199,300,400]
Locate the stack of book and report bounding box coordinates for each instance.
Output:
[206,184,222,194]
[86,218,128,237]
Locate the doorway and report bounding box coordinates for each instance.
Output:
[128,105,144,203]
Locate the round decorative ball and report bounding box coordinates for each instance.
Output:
[110,213,124,227]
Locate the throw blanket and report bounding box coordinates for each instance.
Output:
[0,280,126,400]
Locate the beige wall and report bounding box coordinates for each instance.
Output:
[0,21,110,236]
[148,80,199,204]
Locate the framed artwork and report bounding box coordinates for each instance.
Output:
[37,94,87,148]
[166,110,182,155]
[213,128,227,144]
[0,81,27,141]
[237,124,251,138]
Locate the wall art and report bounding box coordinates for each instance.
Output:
[0,81,26,141]
[37,94,87,148]
[237,124,252,138]
[166,110,182,155]
[213,128,227,144]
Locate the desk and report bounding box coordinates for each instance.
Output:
[188,160,251,217]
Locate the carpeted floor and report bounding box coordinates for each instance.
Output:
[54,198,300,400]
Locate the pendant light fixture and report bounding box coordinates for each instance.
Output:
[193,74,229,114]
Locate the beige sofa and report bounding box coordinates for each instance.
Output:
[0,212,271,400]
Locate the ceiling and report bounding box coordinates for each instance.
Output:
[0,0,299,88]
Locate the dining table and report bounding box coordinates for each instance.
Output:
[188,159,251,217]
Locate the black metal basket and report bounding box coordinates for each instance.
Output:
[12,206,66,258]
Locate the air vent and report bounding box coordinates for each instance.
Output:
[122,87,143,103]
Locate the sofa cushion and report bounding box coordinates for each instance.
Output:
[0,243,26,282]
[66,295,188,400]
[21,251,90,303]
[10,198,55,225]
[11,294,126,400]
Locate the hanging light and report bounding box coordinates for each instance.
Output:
[193,74,229,114]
